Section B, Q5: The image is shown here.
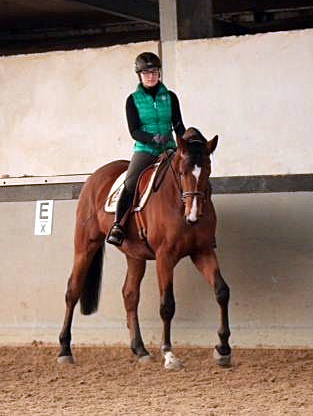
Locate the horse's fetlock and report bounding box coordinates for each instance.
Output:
[59,333,71,345]
[130,339,147,357]
[216,343,231,356]
[161,344,172,354]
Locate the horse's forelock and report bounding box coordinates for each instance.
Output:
[183,127,206,143]
[185,140,207,167]
[181,127,208,167]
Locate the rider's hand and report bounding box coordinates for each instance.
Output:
[159,134,169,144]
[153,134,169,145]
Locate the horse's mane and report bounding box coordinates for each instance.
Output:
[183,127,208,167]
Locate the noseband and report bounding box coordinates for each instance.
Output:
[181,190,207,203]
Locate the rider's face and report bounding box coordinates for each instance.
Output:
[140,68,160,88]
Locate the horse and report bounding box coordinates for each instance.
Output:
[58,127,231,370]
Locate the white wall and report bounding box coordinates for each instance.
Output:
[0,41,158,177]
[176,29,313,176]
[1,30,313,178]
[0,194,312,347]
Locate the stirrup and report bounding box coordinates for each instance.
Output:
[106,223,125,247]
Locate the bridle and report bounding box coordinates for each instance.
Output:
[181,190,207,203]
[165,149,208,207]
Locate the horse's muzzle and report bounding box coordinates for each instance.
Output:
[185,217,199,225]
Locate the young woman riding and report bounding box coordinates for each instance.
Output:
[106,52,186,246]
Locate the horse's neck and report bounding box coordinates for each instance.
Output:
[160,156,181,200]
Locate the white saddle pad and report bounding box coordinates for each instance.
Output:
[104,171,127,213]
[104,161,161,213]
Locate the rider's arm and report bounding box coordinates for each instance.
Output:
[169,91,186,137]
[126,95,154,143]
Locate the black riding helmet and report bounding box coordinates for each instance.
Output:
[135,52,161,73]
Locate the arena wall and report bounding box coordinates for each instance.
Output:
[0,41,158,177]
[0,30,312,347]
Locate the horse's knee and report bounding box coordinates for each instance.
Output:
[160,284,175,321]
[122,288,139,311]
[214,271,230,305]
[65,278,80,305]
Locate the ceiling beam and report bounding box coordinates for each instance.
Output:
[214,0,313,14]
[67,0,159,27]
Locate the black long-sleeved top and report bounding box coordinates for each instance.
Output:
[126,83,186,144]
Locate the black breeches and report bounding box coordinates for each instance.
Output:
[114,151,157,224]
[124,152,157,194]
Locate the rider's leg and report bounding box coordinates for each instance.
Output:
[105,186,133,246]
[106,152,157,246]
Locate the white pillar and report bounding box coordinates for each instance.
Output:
[158,0,178,89]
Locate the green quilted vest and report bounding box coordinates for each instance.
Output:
[132,83,176,156]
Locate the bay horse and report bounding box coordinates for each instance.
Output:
[58,127,231,370]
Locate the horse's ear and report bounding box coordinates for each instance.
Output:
[207,135,218,154]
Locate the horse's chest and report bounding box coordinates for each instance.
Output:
[169,230,209,255]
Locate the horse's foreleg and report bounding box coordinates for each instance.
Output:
[122,255,150,361]
[191,251,231,366]
[156,254,182,370]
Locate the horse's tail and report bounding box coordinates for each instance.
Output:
[80,243,105,315]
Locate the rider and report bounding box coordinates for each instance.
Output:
[106,52,186,246]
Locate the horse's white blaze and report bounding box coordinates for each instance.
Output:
[188,197,198,222]
[186,165,201,222]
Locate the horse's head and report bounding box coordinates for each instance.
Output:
[176,127,218,224]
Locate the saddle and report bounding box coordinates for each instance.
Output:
[133,150,175,241]
[104,150,175,240]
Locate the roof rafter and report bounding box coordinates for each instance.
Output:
[214,0,313,14]
[68,0,159,27]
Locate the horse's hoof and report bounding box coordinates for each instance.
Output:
[57,355,75,364]
[163,351,184,371]
[138,354,153,365]
[213,348,231,367]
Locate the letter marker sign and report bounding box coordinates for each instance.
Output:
[34,200,54,236]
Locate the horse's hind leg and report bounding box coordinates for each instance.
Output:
[191,250,231,366]
[58,270,79,364]
[122,255,151,362]
[58,243,101,363]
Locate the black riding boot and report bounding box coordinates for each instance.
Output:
[106,187,133,246]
